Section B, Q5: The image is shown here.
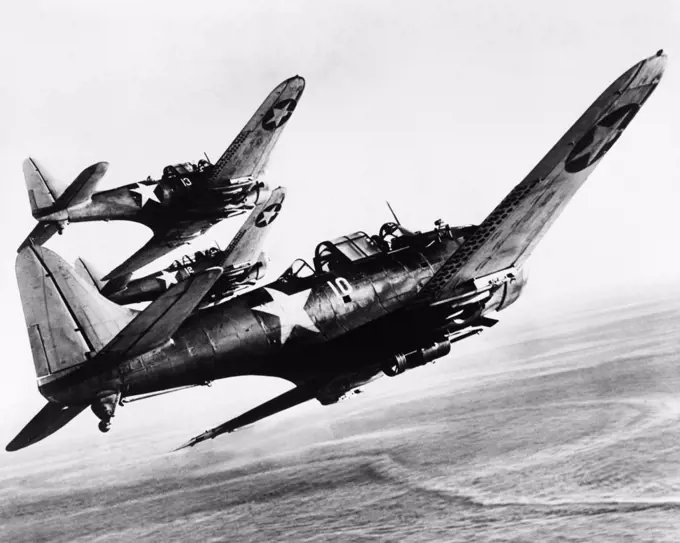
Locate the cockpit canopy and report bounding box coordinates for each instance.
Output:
[161,160,212,181]
[279,220,478,282]
[163,163,195,179]
[168,245,221,270]
[313,231,382,273]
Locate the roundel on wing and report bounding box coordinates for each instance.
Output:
[255,202,283,227]
[261,99,297,131]
[564,103,640,173]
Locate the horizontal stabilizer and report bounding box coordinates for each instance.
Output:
[6,402,87,452]
[96,267,223,362]
[57,161,109,209]
[19,221,61,250]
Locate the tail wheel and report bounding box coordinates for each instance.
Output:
[98,421,111,433]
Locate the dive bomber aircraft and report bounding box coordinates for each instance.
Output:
[20,75,305,280]
[7,52,666,452]
[77,186,285,307]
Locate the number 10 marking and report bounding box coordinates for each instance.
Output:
[327,277,353,302]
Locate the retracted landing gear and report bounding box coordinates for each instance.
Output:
[91,391,121,433]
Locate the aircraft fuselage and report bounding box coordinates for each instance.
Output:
[39,170,265,229]
[39,235,524,406]
[105,248,267,305]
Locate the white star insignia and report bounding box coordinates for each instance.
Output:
[157,270,178,289]
[570,115,628,164]
[252,287,319,343]
[130,182,160,207]
[261,208,277,222]
[269,105,290,128]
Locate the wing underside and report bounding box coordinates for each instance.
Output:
[417,52,666,304]
[177,386,315,450]
[219,187,286,269]
[207,76,305,190]
[102,220,213,281]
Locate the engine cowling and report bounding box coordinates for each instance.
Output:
[382,338,451,377]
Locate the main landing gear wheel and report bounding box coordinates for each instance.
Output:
[98,420,111,433]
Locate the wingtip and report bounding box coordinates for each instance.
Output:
[643,49,667,66]
[85,161,109,176]
[283,74,305,89]
[629,50,668,86]
[174,435,203,451]
[173,441,192,452]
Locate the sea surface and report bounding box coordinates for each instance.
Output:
[2,294,680,542]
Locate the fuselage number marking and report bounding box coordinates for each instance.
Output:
[327,277,353,302]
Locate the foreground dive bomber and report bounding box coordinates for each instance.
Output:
[20,75,305,280]
[7,52,666,451]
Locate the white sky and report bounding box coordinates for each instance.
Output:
[1,1,679,445]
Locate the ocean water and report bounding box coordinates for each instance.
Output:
[2,295,680,542]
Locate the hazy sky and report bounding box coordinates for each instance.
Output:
[1,1,678,446]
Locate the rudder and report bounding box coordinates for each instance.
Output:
[23,158,62,218]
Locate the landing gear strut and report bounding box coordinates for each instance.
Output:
[91,391,121,433]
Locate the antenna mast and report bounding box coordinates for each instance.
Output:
[386,201,401,225]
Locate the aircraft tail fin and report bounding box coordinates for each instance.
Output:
[23,157,109,219]
[74,257,107,293]
[16,245,136,380]
[24,158,62,218]
[75,256,132,299]
[6,402,88,452]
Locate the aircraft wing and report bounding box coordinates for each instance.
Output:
[416,52,666,305]
[102,220,214,281]
[206,76,305,190]
[96,267,223,361]
[176,385,315,450]
[219,187,286,269]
